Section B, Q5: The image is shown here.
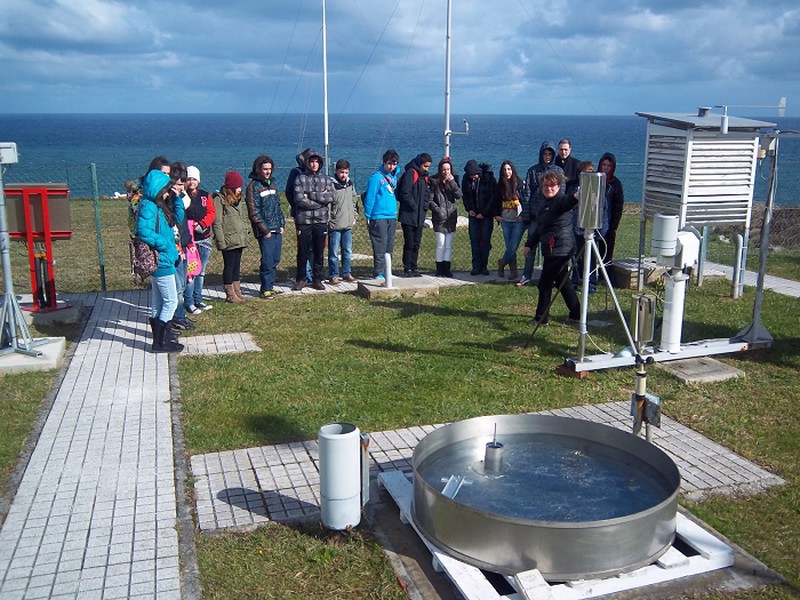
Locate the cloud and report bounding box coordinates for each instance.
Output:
[0,0,796,115]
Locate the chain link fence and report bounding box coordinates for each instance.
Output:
[3,163,798,294]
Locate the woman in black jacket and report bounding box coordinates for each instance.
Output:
[523,171,581,325]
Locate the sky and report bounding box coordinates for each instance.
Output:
[0,0,798,117]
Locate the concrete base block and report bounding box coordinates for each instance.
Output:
[356,277,440,300]
[0,336,67,375]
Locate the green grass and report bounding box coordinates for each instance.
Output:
[0,371,55,502]
[177,278,800,599]
[3,199,800,598]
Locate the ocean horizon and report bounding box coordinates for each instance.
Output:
[2,113,798,205]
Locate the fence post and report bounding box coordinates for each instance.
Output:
[90,163,107,291]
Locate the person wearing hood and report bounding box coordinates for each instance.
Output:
[598,152,625,264]
[327,158,359,284]
[462,159,497,275]
[518,141,564,287]
[212,170,249,303]
[293,148,334,290]
[363,149,400,282]
[136,168,186,353]
[397,152,433,277]
[246,155,285,299]
[285,149,312,284]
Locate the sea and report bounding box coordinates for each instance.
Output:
[1,113,799,205]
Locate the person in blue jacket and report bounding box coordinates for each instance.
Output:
[136,169,185,352]
[363,149,400,282]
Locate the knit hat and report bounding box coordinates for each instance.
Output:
[464,159,480,176]
[187,165,200,181]
[224,170,243,189]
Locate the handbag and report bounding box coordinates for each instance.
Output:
[185,219,203,280]
[130,213,160,282]
[130,236,159,282]
[185,243,202,279]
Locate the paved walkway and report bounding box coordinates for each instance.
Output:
[0,264,796,598]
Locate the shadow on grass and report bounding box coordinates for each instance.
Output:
[244,414,309,445]
[348,331,576,361]
[370,299,522,332]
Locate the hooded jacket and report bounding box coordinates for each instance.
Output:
[461,161,496,218]
[293,148,333,226]
[246,157,285,237]
[522,141,564,222]
[284,151,306,219]
[136,169,184,277]
[397,154,432,228]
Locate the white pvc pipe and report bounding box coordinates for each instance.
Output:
[384,252,393,288]
[660,271,689,353]
[318,423,362,530]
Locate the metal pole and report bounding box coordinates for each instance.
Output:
[322,0,330,175]
[444,0,453,158]
[734,136,777,344]
[0,161,43,357]
[90,163,107,291]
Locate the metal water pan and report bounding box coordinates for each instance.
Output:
[412,414,681,580]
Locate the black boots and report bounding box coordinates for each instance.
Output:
[435,261,453,277]
[150,318,184,353]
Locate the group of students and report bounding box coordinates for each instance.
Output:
[129,138,624,352]
[361,139,624,324]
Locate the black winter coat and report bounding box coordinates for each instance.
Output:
[525,190,579,258]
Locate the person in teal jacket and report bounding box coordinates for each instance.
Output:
[136,168,185,352]
[363,149,400,281]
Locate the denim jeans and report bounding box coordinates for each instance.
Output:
[468,215,493,269]
[184,240,212,307]
[500,219,526,265]
[173,259,187,320]
[258,233,282,292]
[367,219,396,277]
[328,228,352,278]
[151,272,179,322]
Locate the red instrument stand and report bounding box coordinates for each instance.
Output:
[4,183,72,313]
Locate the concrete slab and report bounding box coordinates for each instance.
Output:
[659,356,745,385]
[27,300,83,326]
[357,277,441,299]
[0,336,66,374]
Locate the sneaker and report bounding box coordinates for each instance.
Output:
[329,277,341,285]
[529,315,548,327]
[260,290,274,299]
[196,302,213,311]
[269,288,284,296]
[173,318,195,331]
[293,280,306,291]
[343,275,357,283]
[480,267,490,276]
[516,276,531,287]
[411,270,422,277]
[403,270,413,277]
[470,267,480,276]
[186,305,202,315]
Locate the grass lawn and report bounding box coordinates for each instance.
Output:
[1,198,799,598]
[178,278,800,599]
